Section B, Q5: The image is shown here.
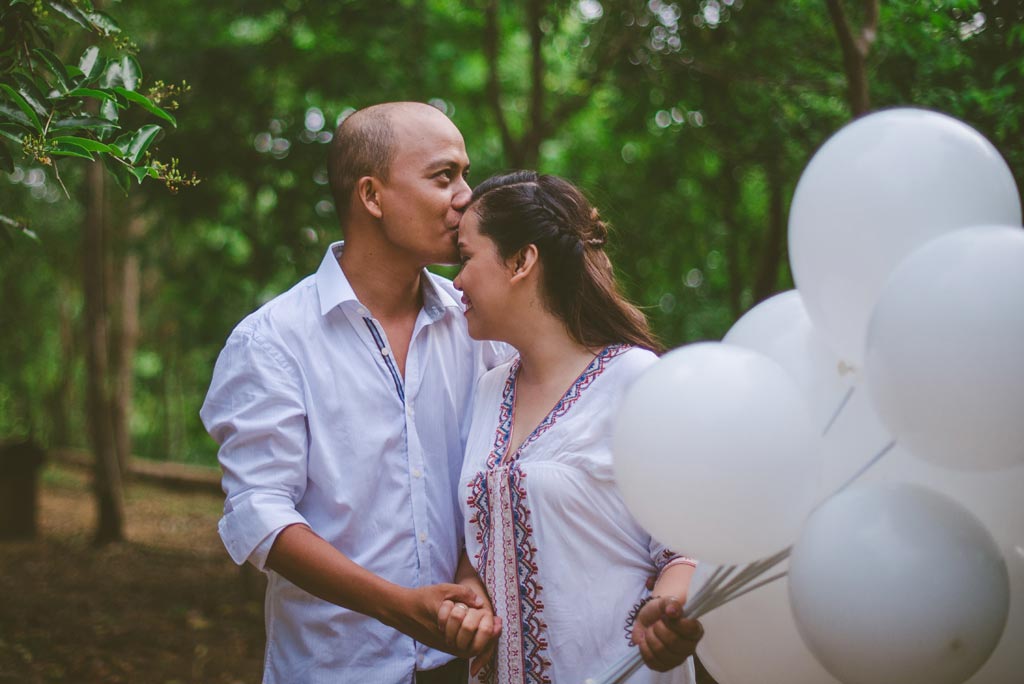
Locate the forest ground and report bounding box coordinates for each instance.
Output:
[0,463,265,683]
[1,462,718,683]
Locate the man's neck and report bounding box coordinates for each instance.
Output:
[338,241,424,321]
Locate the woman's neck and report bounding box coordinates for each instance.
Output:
[511,313,597,388]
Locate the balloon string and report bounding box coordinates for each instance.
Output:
[590,441,898,683]
[821,385,855,436]
[832,438,896,495]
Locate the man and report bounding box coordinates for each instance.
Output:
[201,102,503,683]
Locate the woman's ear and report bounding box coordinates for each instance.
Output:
[509,244,540,283]
[357,176,383,219]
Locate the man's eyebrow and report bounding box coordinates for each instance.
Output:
[425,157,470,171]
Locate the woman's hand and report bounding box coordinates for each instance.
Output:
[631,597,704,672]
[438,599,502,676]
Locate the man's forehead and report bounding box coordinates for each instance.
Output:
[391,112,466,156]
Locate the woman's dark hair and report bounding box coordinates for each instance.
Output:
[469,171,663,354]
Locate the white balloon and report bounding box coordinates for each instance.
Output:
[818,389,1024,684]
[865,225,1024,470]
[789,108,1022,366]
[691,562,841,684]
[789,482,1010,684]
[612,342,820,565]
[724,289,855,430]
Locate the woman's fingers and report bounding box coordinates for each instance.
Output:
[455,607,483,651]
[444,602,469,645]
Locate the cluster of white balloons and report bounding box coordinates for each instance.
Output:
[613,109,1023,684]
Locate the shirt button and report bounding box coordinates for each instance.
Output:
[381,347,391,357]
[412,468,423,478]
[357,307,367,315]
[419,532,427,543]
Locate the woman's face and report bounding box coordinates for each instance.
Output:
[453,208,513,341]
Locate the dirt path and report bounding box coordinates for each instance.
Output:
[0,464,265,683]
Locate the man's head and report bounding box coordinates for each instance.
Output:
[328,102,471,266]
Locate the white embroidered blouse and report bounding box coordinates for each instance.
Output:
[460,345,697,684]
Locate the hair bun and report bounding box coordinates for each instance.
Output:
[586,207,608,247]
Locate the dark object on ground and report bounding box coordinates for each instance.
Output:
[0,439,46,539]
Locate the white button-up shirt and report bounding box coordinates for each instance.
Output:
[200,242,504,684]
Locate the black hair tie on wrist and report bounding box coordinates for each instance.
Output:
[623,595,658,645]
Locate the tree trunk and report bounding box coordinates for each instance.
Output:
[825,0,879,117]
[752,160,787,305]
[109,203,144,478]
[46,283,76,447]
[83,159,125,545]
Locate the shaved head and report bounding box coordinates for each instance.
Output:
[327,102,449,225]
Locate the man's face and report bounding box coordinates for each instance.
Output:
[375,108,471,265]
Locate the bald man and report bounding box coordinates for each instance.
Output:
[201,103,505,683]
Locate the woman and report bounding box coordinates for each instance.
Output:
[441,171,701,683]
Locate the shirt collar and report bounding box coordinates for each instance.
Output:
[316,242,360,316]
[316,241,462,318]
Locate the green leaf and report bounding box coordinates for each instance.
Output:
[119,56,141,91]
[0,84,41,131]
[52,116,119,131]
[124,124,162,163]
[79,47,103,81]
[12,74,50,117]
[63,87,117,103]
[50,142,95,160]
[84,11,122,36]
[51,135,121,155]
[100,99,120,130]
[102,153,132,194]
[0,124,25,145]
[0,140,12,173]
[113,87,177,127]
[112,132,134,156]
[129,166,150,184]
[102,57,142,91]
[45,0,92,30]
[33,48,72,92]
[0,104,31,128]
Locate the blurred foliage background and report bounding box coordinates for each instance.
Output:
[2,0,1022,538]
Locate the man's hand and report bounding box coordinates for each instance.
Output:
[631,597,703,672]
[384,583,489,657]
[438,599,502,676]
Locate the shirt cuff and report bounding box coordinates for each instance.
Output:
[218,489,309,566]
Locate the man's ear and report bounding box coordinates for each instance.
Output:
[509,244,539,284]
[356,176,383,219]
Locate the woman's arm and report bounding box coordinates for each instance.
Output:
[438,549,503,676]
[631,562,704,672]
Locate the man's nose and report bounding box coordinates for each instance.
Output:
[452,176,472,211]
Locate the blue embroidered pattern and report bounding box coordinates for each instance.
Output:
[486,344,631,469]
[467,344,632,683]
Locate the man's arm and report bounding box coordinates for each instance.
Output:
[267,523,490,657]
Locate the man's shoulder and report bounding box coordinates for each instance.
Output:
[229,274,318,342]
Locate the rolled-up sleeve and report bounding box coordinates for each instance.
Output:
[200,326,310,568]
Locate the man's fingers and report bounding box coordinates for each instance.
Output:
[446,583,484,609]
[437,600,454,631]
